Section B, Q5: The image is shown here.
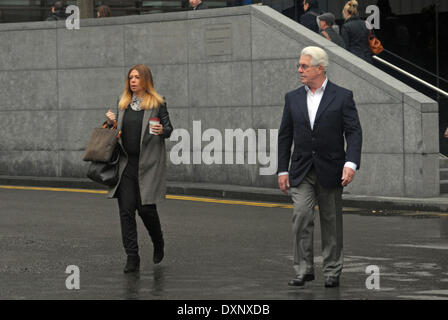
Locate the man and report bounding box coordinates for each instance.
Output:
[46,1,68,21]
[189,0,208,10]
[318,12,346,48]
[299,0,322,33]
[277,46,362,288]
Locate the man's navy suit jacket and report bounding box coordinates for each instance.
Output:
[277,80,362,188]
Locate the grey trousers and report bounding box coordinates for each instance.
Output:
[290,168,343,277]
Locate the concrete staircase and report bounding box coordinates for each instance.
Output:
[441,155,448,194]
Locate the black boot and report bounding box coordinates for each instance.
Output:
[153,237,164,264]
[124,254,140,273]
[139,204,164,264]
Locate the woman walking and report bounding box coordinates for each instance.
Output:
[340,0,373,63]
[106,64,173,273]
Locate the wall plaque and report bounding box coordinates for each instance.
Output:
[205,24,233,56]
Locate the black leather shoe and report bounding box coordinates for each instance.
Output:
[288,274,315,286]
[324,276,340,288]
[153,239,164,264]
[124,254,140,273]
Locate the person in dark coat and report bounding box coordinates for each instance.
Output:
[97,5,112,18]
[299,0,322,33]
[318,12,346,48]
[278,46,362,288]
[340,0,373,63]
[46,1,68,21]
[105,64,173,273]
[189,0,208,10]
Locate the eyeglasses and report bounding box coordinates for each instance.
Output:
[297,64,313,70]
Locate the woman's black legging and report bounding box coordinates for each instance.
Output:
[117,156,163,256]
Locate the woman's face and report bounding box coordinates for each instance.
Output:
[129,69,144,95]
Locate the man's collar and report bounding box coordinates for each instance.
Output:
[305,77,328,94]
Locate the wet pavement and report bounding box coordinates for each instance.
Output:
[0,187,447,300]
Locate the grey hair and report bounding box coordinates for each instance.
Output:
[301,46,329,72]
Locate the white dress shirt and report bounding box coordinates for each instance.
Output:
[278,78,357,176]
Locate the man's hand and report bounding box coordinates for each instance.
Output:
[341,167,355,187]
[278,174,290,194]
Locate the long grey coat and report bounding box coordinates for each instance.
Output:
[107,103,173,205]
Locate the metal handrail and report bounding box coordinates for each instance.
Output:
[383,49,448,85]
[373,55,448,98]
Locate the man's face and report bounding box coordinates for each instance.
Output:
[303,1,309,11]
[298,55,322,86]
[319,20,328,30]
[189,0,200,7]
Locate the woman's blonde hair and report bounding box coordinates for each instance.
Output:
[343,0,358,18]
[118,64,164,111]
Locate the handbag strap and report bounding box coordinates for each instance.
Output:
[115,101,122,139]
[102,119,117,129]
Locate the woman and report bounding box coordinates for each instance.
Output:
[106,64,173,273]
[97,5,111,18]
[340,0,373,63]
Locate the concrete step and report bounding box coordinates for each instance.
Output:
[440,158,448,169]
[441,169,448,180]
[441,180,448,194]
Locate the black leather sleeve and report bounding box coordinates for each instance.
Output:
[159,102,173,139]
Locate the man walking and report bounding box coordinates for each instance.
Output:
[300,0,322,33]
[46,1,68,21]
[318,12,346,48]
[277,46,362,288]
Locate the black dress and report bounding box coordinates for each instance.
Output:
[121,108,144,181]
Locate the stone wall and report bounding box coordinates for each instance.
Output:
[0,5,439,197]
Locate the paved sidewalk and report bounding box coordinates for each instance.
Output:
[1,186,447,300]
[1,175,447,212]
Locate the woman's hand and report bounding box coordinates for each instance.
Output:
[151,124,164,135]
[106,109,116,125]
